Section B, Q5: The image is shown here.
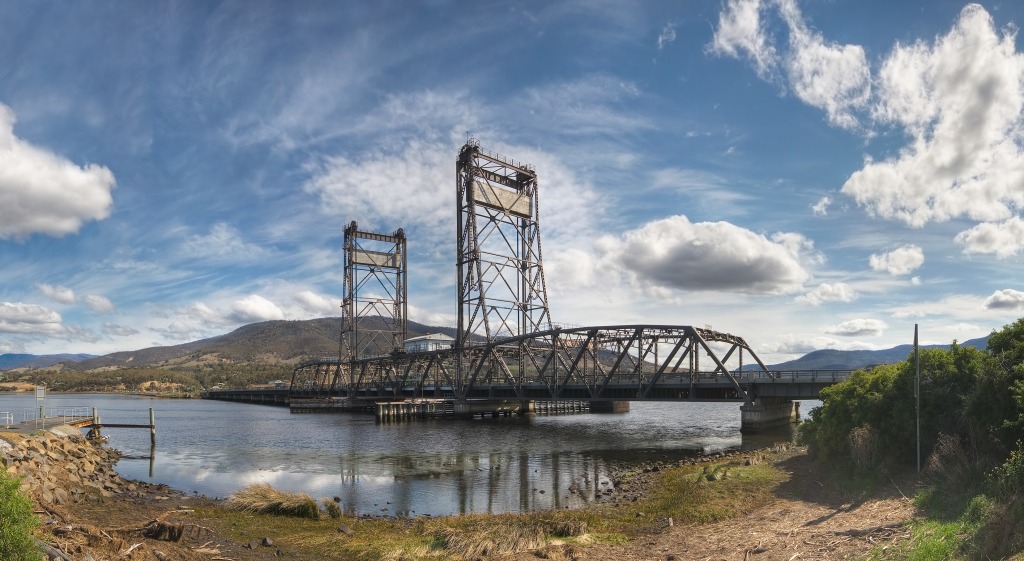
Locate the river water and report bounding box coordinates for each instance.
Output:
[0,393,810,516]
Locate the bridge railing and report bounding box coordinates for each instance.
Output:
[763,370,853,382]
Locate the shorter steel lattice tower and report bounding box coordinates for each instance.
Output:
[342,221,408,364]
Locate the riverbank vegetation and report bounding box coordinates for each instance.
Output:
[799,318,1024,560]
[0,470,41,561]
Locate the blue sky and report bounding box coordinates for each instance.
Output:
[3,0,1024,362]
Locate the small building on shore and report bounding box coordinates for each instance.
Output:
[403,333,454,353]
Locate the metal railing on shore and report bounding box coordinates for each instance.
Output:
[7,406,92,424]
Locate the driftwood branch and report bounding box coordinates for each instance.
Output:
[832,524,902,537]
[39,541,74,561]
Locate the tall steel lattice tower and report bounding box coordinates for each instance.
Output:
[341,221,408,363]
[456,140,552,351]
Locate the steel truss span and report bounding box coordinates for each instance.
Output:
[291,324,778,404]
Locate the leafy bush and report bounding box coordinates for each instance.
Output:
[0,470,41,561]
[799,345,985,471]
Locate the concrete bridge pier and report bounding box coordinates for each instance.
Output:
[740,397,799,433]
[453,399,530,418]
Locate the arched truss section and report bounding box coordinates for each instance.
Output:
[303,325,771,404]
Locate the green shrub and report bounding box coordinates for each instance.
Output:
[0,470,42,561]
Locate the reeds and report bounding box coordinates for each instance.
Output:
[226,483,320,519]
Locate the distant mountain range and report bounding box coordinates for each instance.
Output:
[0,319,991,373]
[0,353,97,370]
[765,335,990,371]
[0,318,457,372]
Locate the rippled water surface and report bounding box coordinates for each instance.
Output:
[0,393,809,516]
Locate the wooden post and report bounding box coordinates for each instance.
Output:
[149,408,156,446]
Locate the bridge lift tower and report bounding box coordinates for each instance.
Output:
[456,140,553,392]
[342,221,408,363]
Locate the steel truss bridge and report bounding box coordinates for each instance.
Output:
[274,324,852,431]
[206,141,854,431]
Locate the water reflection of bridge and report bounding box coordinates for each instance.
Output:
[205,141,853,431]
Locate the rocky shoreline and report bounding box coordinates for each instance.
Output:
[1,425,211,561]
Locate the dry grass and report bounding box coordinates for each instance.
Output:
[436,514,588,559]
[320,497,341,518]
[849,424,883,473]
[225,483,320,519]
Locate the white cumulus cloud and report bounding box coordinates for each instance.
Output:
[869,244,924,276]
[710,0,871,128]
[600,215,811,294]
[955,217,1024,258]
[712,2,1024,235]
[984,288,1024,310]
[797,282,857,305]
[709,0,778,80]
[825,318,887,337]
[0,302,63,334]
[843,5,1024,227]
[228,295,285,323]
[776,0,871,129]
[0,104,115,239]
[811,196,831,216]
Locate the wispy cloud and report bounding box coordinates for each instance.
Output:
[657,22,677,50]
[37,283,76,305]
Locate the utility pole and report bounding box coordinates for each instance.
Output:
[915,324,921,474]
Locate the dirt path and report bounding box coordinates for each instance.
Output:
[565,454,917,561]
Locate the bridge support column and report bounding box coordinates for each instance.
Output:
[740,398,799,433]
[589,401,630,413]
[453,400,530,418]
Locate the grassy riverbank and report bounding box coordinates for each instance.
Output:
[191,449,788,560]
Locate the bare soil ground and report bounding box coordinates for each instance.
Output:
[546,453,917,561]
